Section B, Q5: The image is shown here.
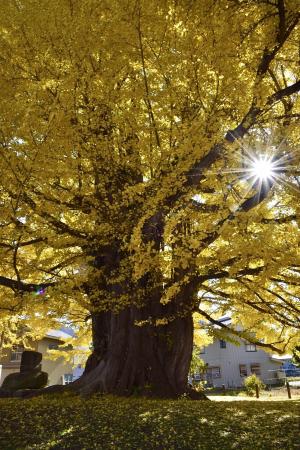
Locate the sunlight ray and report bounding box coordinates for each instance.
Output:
[274,174,300,196]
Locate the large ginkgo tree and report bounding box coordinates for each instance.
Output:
[0,0,299,397]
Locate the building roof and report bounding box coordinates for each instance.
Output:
[46,329,73,341]
[199,315,232,328]
[270,354,292,362]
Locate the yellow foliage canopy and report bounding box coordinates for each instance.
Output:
[0,0,299,352]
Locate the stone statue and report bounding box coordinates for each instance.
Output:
[0,350,48,394]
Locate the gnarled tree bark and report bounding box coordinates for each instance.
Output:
[75,303,198,398]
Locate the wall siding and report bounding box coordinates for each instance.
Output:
[200,339,282,387]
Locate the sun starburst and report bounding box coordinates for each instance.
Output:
[249,156,275,181]
[196,135,300,211]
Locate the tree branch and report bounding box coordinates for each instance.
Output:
[0,276,55,292]
[7,189,88,240]
[197,308,285,353]
[0,237,45,250]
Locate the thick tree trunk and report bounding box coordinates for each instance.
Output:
[75,306,195,398]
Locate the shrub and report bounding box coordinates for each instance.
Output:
[244,373,265,396]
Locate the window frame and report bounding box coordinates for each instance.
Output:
[219,339,227,349]
[245,343,257,352]
[62,373,73,385]
[10,345,24,362]
[239,364,247,377]
[250,363,261,376]
[207,366,221,379]
[48,343,59,350]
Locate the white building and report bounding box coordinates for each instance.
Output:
[0,329,85,387]
[197,318,292,388]
[198,339,287,388]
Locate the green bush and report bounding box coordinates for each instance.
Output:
[244,373,266,396]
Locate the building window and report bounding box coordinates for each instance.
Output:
[250,364,261,376]
[10,345,24,362]
[245,344,257,352]
[62,374,73,385]
[220,339,226,349]
[239,364,247,377]
[199,347,205,354]
[207,366,221,379]
[48,343,59,350]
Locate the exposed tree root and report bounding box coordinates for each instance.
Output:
[0,382,209,400]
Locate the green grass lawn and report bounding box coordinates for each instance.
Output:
[0,395,299,449]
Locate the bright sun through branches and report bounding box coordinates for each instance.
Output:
[193,135,300,206]
[198,138,300,212]
[249,156,275,181]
